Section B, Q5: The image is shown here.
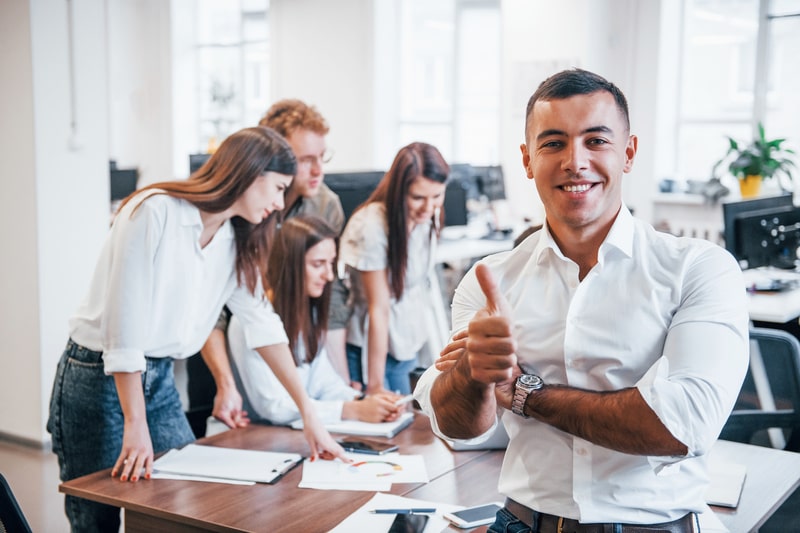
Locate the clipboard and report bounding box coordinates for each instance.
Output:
[153,444,303,484]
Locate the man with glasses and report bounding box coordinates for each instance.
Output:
[187,100,349,435]
[259,99,344,232]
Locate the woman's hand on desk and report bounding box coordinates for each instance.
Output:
[344,392,403,423]
[301,410,349,462]
[212,385,250,429]
[111,418,153,482]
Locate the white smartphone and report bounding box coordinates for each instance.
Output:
[443,502,503,529]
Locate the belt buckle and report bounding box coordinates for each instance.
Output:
[557,516,564,533]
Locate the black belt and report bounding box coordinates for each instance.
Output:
[504,498,698,533]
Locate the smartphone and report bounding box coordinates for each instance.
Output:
[388,513,429,533]
[443,502,503,529]
[336,437,399,455]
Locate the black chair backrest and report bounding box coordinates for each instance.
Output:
[0,473,33,533]
[720,327,800,451]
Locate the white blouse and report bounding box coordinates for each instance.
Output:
[69,191,288,374]
[227,315,360,425]
[338,202,436,361]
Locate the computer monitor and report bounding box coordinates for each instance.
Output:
[723,194,798,269]
[324,171,385,223]
[189,153,211,174]
[472,165,506,201]
[109,168,139,201]
[443,178,469,227]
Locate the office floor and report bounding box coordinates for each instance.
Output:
[0,436,797,532]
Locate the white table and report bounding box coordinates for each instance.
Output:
[744,267,800,323]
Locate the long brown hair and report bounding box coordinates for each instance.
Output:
[357,142,449,298]
[266,216,337,364]
[119,127,297,294]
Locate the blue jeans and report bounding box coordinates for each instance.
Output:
[346,343,418,394]
[47,339,195,533]
[487,507,532,533]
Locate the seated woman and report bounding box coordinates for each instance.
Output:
[227,215,403,425]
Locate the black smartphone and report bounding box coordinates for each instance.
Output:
[388,513,429,533]
[337,437,399,455]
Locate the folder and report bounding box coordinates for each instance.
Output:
[290,411,414,438]
[153,444,302,484]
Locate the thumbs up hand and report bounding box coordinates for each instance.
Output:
[465,263,518,385]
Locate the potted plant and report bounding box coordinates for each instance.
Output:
[713,123,797,197]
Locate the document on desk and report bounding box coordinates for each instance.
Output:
[290,411,414,438]
[330,492,463,533]
[299,451,428,491]
[152,444,302,484]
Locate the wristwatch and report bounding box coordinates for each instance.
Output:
[512,374,544,418]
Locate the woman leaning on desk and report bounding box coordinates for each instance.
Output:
[46,127,346,533]
[226,215,404,426]
[339,142,449,395]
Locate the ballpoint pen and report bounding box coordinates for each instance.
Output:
[369,508,436,515]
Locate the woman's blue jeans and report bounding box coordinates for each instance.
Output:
[47,339,195,533]
[346,343,418,394]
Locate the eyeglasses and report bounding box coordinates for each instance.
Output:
[297,149,334,168]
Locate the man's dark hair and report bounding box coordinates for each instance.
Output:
[525,68,630,134]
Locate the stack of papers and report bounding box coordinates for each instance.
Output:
[290,411,414,438]
[152,444,302,485]
[299,451,428,491]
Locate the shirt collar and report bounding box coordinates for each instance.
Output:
[178,197,234,241]
[532,204,635,265]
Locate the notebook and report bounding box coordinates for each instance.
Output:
[290,411,414,438]
[153,444,302,484]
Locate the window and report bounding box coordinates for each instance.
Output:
[195,0,270,152]
[676,0,800,184]
[397,0,501,165]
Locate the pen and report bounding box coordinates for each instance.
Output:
[393,395,415,407]
[369,508,436,515]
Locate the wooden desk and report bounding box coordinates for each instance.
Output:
[60,416,800,533]
[59,414,490,533]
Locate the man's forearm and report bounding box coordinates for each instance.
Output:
[430,356,497,439]
[524,385,687,456]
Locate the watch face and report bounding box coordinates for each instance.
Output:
[519,374,543,388]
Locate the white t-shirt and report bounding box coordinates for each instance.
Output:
[227,315,360,425]
[70,191,288,374]
[339,201,436,360]
[416,206,749,523]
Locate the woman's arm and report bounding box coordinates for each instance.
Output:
[200,328,249,428]
[255,343,346,460]
[361,269,392,394]
[110,372,153,482]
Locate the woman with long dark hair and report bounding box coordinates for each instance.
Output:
[47,127,344,532]
[227,215,402,425]
[339,142,449,395]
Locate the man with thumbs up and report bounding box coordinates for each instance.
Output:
[414,69,749,533]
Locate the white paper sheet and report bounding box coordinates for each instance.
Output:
[329,492,464,533]
[299,451,428,490]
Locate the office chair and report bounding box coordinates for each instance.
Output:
[0,473,33,533]
[720,327,800,451]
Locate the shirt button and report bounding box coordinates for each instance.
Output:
[576,448,588,456]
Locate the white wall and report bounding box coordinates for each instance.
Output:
[270,0,379,171]
[107,0,173,186]
[0,0,109,444]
